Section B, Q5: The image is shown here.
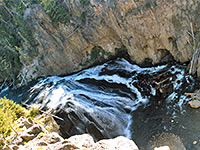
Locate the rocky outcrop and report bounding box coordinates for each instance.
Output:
[12,0,199,83]
[3,115,139,150]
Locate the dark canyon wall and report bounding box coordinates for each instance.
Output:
[1,0,200,85]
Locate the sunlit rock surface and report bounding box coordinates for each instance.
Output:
[15,0,200,82]
[3,114,138,150]
[4,115,138,150]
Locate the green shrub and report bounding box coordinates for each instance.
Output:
[41,0,70,26]
[28,106,40,117]
[0,97,42,148]
[0,1,37,84]
[0,97,26,137]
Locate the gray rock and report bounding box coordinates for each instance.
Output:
[11,145,19,150]
[21,134,35,141]
[2,146,12,150]
[66,134,95,149]
[49,132,63,144]
[91,136,139,150]
[20,118,34,129]
[27,124,43,135]
[11,137,24,145]
[36,141,48,146]
[57,143,80,150]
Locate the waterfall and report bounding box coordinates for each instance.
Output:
[6,58,192,141]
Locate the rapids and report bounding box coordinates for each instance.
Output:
[0,58,199,149]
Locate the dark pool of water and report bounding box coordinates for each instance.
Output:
[131,100,200,150]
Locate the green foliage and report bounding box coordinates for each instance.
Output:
[0,97,41,148]
[41,0,70,26]
[0,97,26,137]
[0,1,37,84]
[0,0,89,84]
[41,0,55,11]
[0,136,4,149]
[80,11,87,24]
[145,2,151,8]
[80,0,90,5]
[145,1,157,9]
[115,45,127,54]
[28,106,40,117]
[90,46,105,61]
[170,38,178,51]
[81,46,114,66]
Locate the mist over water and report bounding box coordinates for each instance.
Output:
[0,58,199,149]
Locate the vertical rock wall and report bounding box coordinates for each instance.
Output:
[15,0,200,82]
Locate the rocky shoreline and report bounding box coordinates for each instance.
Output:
[2,114,139,150]
[3,111,193,150]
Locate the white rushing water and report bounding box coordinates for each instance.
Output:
[14,58,193,139]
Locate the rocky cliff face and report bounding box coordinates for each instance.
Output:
[1,0,200,84]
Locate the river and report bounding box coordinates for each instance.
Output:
[0,58,199,149]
